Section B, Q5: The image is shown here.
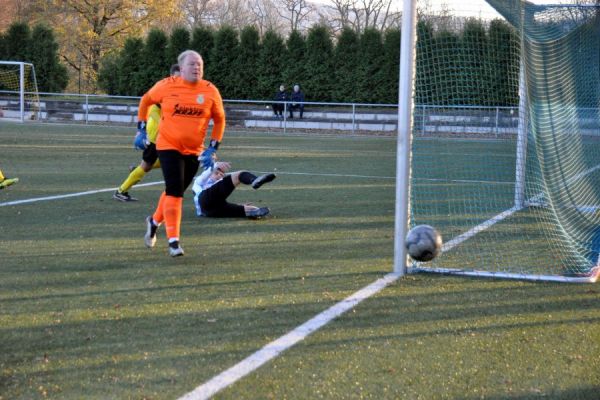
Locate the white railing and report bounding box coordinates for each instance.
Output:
[6,91,599,136]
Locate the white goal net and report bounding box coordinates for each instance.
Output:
[399,0,600,282]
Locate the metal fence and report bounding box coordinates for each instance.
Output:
[8,90,599,137]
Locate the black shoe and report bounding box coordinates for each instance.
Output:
[246,207,270,219]
[252,173,276,189]
[113,190,138,202]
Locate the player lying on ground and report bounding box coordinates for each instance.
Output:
[192,161,276,219]
[0,169,18,189]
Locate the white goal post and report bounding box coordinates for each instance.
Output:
[394,0,418,276]
[0,61,40,122]
[394,0,600,283]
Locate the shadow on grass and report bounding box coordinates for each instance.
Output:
[463,386,600,400]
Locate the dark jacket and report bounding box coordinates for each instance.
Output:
[274,90,288,102]
[290,90,305,105]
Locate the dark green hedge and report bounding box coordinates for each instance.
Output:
[99,20,519,105]
[0,22,68,93]
[1,19,520,105]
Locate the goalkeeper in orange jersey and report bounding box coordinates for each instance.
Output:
[113,64,181,202]
[0,168,18,189]
[138,50,226,257]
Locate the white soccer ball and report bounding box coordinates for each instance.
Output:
[405,225,442,262]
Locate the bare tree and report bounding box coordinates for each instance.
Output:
[181,0,215,28]
[325,0,353,31]
[276,0,315,32]
[324,0,400,33]
[248,0,286,35]
[352,0,398,30]
[212,0,255,27]
[181,0,256,28]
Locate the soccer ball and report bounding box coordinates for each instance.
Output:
[405,225,442,262]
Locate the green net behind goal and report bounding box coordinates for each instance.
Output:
[409,0,600,282]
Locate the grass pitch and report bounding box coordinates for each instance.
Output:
[1,122,599,399]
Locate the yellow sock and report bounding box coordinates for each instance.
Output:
[118,166,146,193]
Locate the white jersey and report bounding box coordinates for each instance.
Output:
[192,168,222,216]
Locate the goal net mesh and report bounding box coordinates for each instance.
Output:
[410,0,600,281]
[0,62,40,120]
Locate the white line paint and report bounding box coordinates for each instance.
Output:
[441,206,521,252]
[177,272,401,400]
[412,266,599,283]
[0,181,163,207]
[439,163,600,253]
[414,177,514,185]
[263,171,511,185]
[0,171,390,208]
[176,162,600,398]
[270,171,395,179]
[3,161,594,398]
[0,171,512,208]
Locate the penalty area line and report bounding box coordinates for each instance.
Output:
[0,181,163,207]
[177,272,401,400]
[0,171,396,208]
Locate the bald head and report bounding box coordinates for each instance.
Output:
[178,50,203,83]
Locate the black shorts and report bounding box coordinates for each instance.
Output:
[157,150,199,197]
[200,175,246,218]
[142,143,158,165]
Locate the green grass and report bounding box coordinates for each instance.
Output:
[1,122,599,399]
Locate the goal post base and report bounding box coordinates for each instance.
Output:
[410,266,600,284]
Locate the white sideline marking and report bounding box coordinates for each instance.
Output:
[177,272,401,400]
[0,181,162,207]
[179,161,600,398]
[0,172,390,208]
[274,172,511,185]
[0,171,511,208]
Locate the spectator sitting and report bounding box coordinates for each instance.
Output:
[272,84,288,119]
[289,84,305,119]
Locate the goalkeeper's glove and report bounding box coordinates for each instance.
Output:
[199,139,220,170]
[133,121,149,150]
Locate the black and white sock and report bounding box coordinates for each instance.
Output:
[239,171,257,185]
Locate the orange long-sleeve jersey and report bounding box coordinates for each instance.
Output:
[137,76,226,156]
